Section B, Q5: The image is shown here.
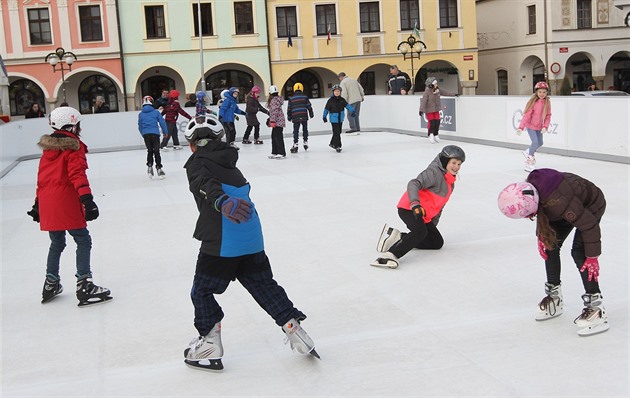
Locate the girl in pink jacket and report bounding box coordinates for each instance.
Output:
[517,81,552,172]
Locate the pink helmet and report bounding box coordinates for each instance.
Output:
[250,86,261,94]
[534,81,549,91]
[497,182,539,219]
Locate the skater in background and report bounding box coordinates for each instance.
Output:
[419,77,458,144]
[373,145,465,269]
[266,85,287,159]
[26,106,112,306]
[338,72,365,135]
[323,84,355,153]
[161,89,191,150]
[243,86,269,145]
[154,89,170,110]
[138,95,168,179]
[497,168,608,336]
[194,91,217,117]
[287,82,314,153]
[184,93,197,107]
[516,81,552,172]
[181,113,318,371]
[218,87,247,149]
[25,102,45,118]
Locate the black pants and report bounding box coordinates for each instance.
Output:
[161,121,180,147]
[223,122,237,143]
[428,119,440,137]
[243,124,260,140]
[143,134,162,168]
[389,208,444,259]
[329,123,342,148]
[292,121,309,143]
[271,127,285,155]
[545,219,601,294]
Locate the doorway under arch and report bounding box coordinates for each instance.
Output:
[9,78,46,116]
[78,74,119,113]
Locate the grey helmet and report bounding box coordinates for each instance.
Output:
[439,145,466,167]
[425,76,438,87]
[185,114,225,146]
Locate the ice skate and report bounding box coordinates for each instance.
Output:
[147,165,154,179]
[521,150,530,159]
[229,142,240,150]
[76,276,112,307]
[254,139,263,145]
[370,251,399,269]
[376,223,401,253]
[290,142,299,153]
[173,145,183,150]
[242,139,252,144]
[434,135,440,143]
[335,147,342,153]
[524,156,536,172]
[429,134,436,143]
[574,293,609,337]
[184,323,224,371]
[41,276,63,304]
[282,319,320,359]
[535,283,563,321]
[156,167,166,179]
[303,140,309,151]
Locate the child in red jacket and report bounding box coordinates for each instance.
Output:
[27,107,112,307]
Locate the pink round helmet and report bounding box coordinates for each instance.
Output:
[250,86,261,94]
[534,81,549,91]
[497,182,539,219]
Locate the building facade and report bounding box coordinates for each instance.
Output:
[1,0,124,115]
[476,0,630,95]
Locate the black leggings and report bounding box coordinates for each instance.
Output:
[428,119,440,137]
[243,124,260,140]
[389,208,444,259]
[545,219,601,294]
[143,134,162,168]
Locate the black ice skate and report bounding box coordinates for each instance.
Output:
[303,140,309,151]
[41,276,63,303]
[156,167,166,179]
[76,276,112,307]
[282,318,320,359]
[147,165,154,179]
[184,323,224,371]
[335,147,342,153]
[290,143,299,153]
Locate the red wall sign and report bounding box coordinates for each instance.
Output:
[463,55,473,61]
[559,47,568,53]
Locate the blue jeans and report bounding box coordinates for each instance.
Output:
[46,228,92,280]
[526,128,544,155]
[347,101,361,131]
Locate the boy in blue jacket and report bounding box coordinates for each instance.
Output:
[138,96,168,178]
[182,114,319,371]
[323,84,355,152]
[218,87,247,149]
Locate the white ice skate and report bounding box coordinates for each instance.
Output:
[574,293,609,337]
[535,283,563,321]
[282,318,320,359]
[184,323,224,371]
[147,166,154,179]
[156,168,166,179]
[429,134,436,143]
[434,135,440,143]
[376,223,401,253]
[370,251,399,269]
[524,155,536,172]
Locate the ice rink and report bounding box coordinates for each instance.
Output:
[1,131,628,397]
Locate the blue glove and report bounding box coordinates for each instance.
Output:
[221,197,252,224]
[323,117,328,123]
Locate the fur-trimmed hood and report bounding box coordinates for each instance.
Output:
[38,133,80,151]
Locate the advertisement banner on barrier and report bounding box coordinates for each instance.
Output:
[506,98,565,146]
[420,97,457,132]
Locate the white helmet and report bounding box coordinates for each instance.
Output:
[142,95,154,105]
[49,106,82,130]
[185,114,225,146]
[269,85,279,94]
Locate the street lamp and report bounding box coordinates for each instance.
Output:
[45,47,77,103]
[397,35,426,88]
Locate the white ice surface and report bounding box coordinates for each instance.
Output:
[1,132,628,397]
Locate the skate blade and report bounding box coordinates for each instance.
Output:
[370,259,398,269]
[309,348,321,359]
[185,358,224,372]
[376,224,389,252]
[535,312,563,321]
[577,321,609,337]
[41,293,62,304]
[77,295,113,307]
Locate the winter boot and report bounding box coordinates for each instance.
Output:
[157,167,166,179]
[290,142,299,153]
[41,276,63,303]
[184,323,224,371]
[76,275,112,307]
[147,165,154,179]
[535,283,563,321]
[370,251,399,269]
[376,223,402,253]
[574,293,609,336]
[282,318,319,358]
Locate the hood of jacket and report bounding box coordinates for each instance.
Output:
[184,140,238,170]
[141,104,156,113]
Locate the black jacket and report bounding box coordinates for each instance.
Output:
[388,72,412,94]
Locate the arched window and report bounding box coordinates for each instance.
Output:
[206,70,254,104]
[78,74,118,113]
[140,76,176,102]
[9,79,46,116]
[497,70,508,95]
[285,70,321,99]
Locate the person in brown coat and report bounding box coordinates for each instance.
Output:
[498,168,608,337]
[419,77,458,144]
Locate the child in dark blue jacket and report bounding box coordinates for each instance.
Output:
[138,96,168,178]
[218,87,247,149]
[323,84,355,152]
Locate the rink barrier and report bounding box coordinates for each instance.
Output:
[1,95,628,178]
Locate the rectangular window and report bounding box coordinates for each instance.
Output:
[79,5,103,42]
[360,2,380,33]
[192,3,213,36]
[234,2,254,34]
[145,5,166,39]
[359,71,375,95]
[497,70,508,95]
[527,5,536,34]
[439,0,458,28]
[27,8,52,45]
[276,6,297,38]
[315,4,337,36]
[400,0,419,31]
[577,0,591,29]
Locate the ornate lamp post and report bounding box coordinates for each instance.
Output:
[397,35,426,87]
[44,47,77,103]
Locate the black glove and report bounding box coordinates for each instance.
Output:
[27,199,40,223]
[323,117,328,123]
[80,194,99,221]
[234,115,240,121]
[455,94,460,97]
[265,118,271,127]
[410,201,425,221]
[419,111,424,117]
